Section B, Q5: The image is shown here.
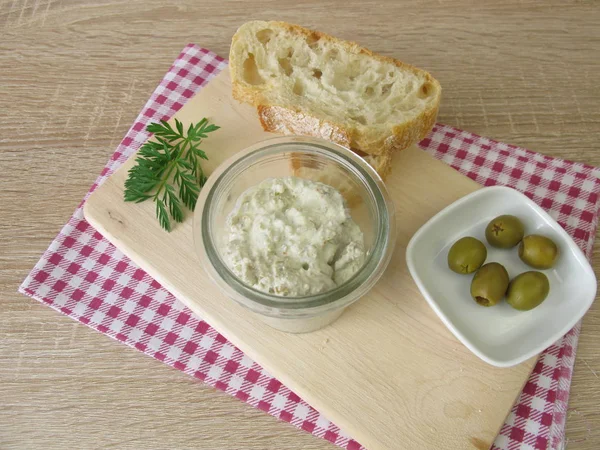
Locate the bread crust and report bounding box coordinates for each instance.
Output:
[356,151,393,179]
[260,105,393,179]
[258,105,351,148]
[231,20,441,156]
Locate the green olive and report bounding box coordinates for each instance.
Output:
[447,237,487,274]
[470,262,509,307]
[485,215,525,248]
[519,235,558,269]
[506,271,550,311]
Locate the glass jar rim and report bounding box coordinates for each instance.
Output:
[195,136,396,312]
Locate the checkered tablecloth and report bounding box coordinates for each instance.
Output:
[19,45,600,450]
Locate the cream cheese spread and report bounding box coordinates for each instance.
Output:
[223,177,365,296]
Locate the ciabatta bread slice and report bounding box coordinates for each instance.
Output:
[230,20,441,157]
[288,144,392,180]
[259,105,393,179]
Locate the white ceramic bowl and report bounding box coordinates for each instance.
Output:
[406,186,597,367]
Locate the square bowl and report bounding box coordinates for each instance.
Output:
[406,186,597,367]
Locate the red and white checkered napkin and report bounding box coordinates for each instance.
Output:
[20,45,600,450]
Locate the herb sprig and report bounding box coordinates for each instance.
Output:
[124,118,219,231]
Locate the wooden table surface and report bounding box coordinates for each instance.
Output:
[1,1,598,449]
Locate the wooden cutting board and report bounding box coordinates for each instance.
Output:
[84,68,535,450]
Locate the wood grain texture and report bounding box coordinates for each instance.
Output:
[83,69,536,450]
[1,1,598,448]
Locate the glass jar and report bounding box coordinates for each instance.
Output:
[194,136,396,333]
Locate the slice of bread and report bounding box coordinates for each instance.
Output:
[230,20,441,158]
[259,104,393,178]
[289,145,392,180]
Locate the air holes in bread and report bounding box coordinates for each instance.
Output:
[278,49,294,76]
[293,79,304,96]
[365,86,374,96]
[312,69,322,79]
[256,29,273,45]
[381,83,393,96]
[243,53,264,85]
[418,82,433,98]
[279,57,293,76]
[306,33,320,49]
